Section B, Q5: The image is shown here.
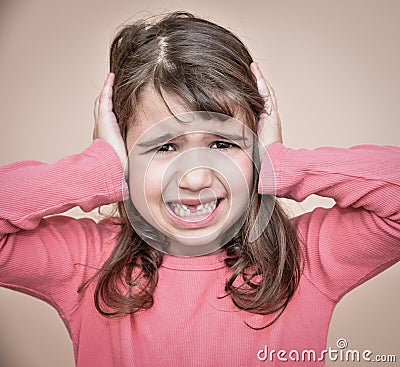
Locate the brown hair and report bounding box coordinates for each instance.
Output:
[93,11,302,328]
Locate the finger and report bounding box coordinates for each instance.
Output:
[263,78,277,109]
[94,95,100,121]
[250,62,276,115]
[250,62,271,98]
[99,73,115,112]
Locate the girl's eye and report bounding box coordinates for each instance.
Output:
[210,141,237,150]
[154,141,237,154]
[156,144,176,153]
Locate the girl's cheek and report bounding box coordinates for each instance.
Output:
[128,157,155,206]
[236,153,254,187]
[142,160,169,196]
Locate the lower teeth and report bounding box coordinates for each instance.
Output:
[170,202,218,217]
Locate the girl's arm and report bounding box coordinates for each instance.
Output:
[260,141,400,302]
[0,139,126,312]
[0,73,127,314]
[0,140,126,235]
[1,73,125,236]
[251,62,400,302]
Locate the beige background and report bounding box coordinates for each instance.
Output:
[0,0,399,366]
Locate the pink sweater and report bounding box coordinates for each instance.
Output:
[0,140,399,366]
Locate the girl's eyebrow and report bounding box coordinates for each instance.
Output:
[137,133,177,148]
[137,132,249,148]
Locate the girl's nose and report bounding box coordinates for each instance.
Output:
[178,167,213,192]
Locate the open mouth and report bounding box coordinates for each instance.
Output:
[168,199,219,217]
[165,198,223,227]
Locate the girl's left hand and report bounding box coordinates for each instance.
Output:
[250,62,283,155]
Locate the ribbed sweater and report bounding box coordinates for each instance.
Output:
[1,140,399,366]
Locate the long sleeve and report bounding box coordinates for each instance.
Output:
[0,139,126,314]
[259,142,400,301]
[0,139,126,234]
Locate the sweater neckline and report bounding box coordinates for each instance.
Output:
[161,250,227,271]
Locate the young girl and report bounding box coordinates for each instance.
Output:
[1,11,399,367]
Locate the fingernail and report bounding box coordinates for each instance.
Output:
[108,73,115,85]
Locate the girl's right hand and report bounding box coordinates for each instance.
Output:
[93,73,127,169]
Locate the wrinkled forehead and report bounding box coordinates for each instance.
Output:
[132,111,253,149]
[126,84,253,149]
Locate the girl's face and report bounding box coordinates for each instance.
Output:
[126,86,254,256]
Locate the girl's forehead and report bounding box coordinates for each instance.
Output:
[127,86,252,148]
[129,111,252,152]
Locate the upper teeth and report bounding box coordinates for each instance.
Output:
[169,200,218,217]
